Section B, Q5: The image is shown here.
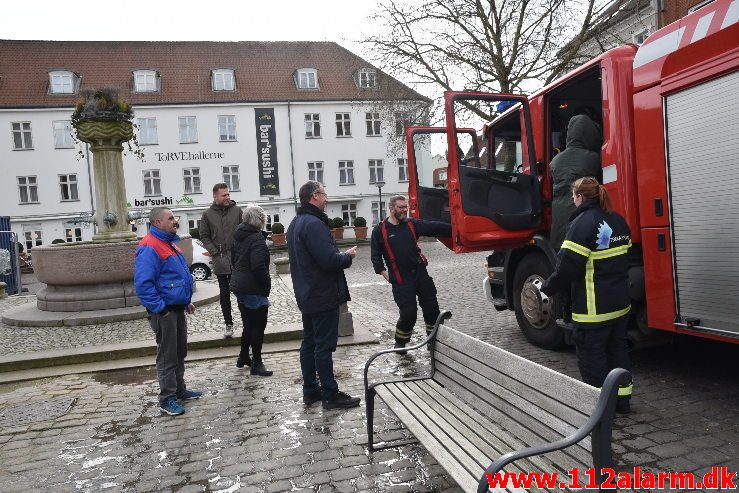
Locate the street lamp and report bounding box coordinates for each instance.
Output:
[376,180,385,224]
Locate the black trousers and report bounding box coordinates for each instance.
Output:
[217,274,247,325]
[574,315,632,402]
[391,268,440,343]
[238,304,268,361]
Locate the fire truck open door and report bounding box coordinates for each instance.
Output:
[442,92,542,253]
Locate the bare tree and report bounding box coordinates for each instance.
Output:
[364,0,610,122]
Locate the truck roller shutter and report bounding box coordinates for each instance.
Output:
[666,69,739,336]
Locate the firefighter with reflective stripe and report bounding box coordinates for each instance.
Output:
[541,177,633,414]
[371,195,452,354]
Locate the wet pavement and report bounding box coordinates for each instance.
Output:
[0,241,738,492]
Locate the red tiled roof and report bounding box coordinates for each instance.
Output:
[0,40,429,108]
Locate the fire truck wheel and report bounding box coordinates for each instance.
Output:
[512,253,565,349]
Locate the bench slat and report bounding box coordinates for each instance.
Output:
[436,326,599,413]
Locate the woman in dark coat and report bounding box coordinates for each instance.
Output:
[229,204,272,376]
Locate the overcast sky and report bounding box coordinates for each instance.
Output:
[1,0,377,52]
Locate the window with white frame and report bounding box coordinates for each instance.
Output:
[369,159,384,184]
[143,169,162,196]
[688,0,714,13]
[65,227,83,242]
[265,214,281,232]
[366,112,381,136]
[178,116,198,143]
[18,176,39,204]
[134,70,159,92]
[394,112,411,136]
[53,120,75,148]
[358,69,377,88]
[49,71,76,94]
[632,28,651,44]
[212,69,235,91]
[187,219,201,232]
[397,158,409,182]
[305,113,321,138]
[218,115,237,141]
[296,68,318,89]
[341,204,357,227]
[308,161,324,183]
[183,168,201,194]
[23,225,43,251]
[335,113,351,137]
[371,201,386,225]
[338,160,355,185]
[59,174,79,201]
[11,122,33,150]
[222,165,240,191]
[137,118,158,145]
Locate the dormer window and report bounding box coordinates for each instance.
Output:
[134,70,160,93]
[358,68,377,88]
[212,69,235,91]
[48,71,78,94]
[295,68,318,90]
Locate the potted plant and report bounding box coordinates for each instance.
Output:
[271,222,286,246]
[353,216,368,240]
[330,217,345,240]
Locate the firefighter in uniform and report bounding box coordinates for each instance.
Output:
[371,195,452,354]
[540,177,633,414]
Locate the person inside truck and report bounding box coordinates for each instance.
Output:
[549,112,603,250]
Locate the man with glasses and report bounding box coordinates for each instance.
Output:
[287,181,361,409]
[371,195,451,354]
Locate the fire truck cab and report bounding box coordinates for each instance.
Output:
[406,0,739,348]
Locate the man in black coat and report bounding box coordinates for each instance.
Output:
[371,195,452,354]
[287,181,360,410]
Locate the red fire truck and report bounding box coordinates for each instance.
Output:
[406,0,739,348]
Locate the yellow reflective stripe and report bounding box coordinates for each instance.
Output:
[572,306,631,323]
[618,384,633,396]
[561,240,591,257]
[585,257,596,315]
[590,244,630,259]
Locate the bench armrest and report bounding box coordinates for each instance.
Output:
[476,367,630,493]
[363,310,452,391]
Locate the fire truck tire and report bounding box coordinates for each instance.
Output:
[512,253,565,349]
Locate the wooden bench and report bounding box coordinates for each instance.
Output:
[364,311,629,493]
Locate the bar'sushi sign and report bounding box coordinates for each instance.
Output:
[254,108,280,195]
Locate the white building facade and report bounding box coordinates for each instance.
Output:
[0,41,428,250]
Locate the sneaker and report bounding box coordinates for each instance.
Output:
[394,340,408,355]
[180,389,203,400]
[303,389,322,406]
[236,354,252,368]
[322,390,361,410]
[224,324,234,338]
[160,397,185,416]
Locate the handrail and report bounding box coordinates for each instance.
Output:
[363,310,452,391]
[476,367,629,493]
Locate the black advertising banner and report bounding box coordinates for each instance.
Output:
[254,108,280,195]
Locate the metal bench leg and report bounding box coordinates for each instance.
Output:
[366,387,376,452]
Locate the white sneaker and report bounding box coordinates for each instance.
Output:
[224,324,233,338]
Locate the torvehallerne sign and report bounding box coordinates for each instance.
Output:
[254,108,280,195]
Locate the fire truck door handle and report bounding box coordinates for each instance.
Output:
[657,233,666,252]
[654,198,663,217]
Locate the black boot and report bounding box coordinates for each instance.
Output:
[250,359,273,376]
[394,340,408,355]
[236,353,251,368]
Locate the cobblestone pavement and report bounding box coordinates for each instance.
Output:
[0,241,738,492]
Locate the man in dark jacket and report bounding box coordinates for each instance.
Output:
[200,183,243,338]
[287,181,360,410]
[550,114,603,250]
[134,207,201,416]
[371,195,452,353]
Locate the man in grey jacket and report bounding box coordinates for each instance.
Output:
[200,183,243,338]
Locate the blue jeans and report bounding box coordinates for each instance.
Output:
[300,308,339,399]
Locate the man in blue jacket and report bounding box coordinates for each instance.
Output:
[287,181,360,410]
[134,207,202,416]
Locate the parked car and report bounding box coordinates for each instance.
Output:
[190,240,213,281]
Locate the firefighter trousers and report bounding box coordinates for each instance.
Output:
[391,267,440,343]
[574,315,633,406]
